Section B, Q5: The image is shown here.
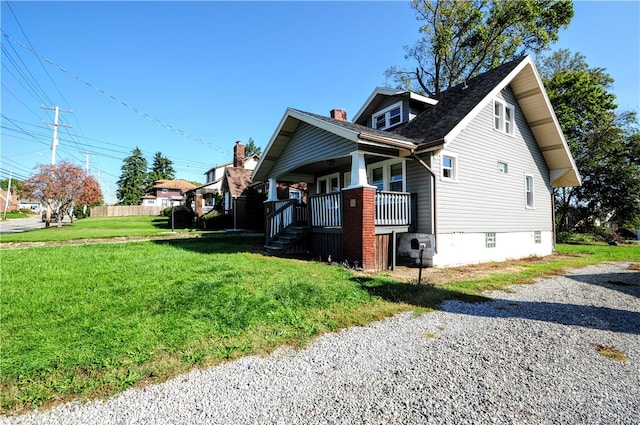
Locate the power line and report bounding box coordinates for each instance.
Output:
[1,31,233,158]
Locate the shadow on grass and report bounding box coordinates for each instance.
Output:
[352,276,490,310]
[152,234,265,255]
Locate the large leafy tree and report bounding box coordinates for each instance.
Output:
[540,50,640,230]
[117,147,148,205]
[146,152,175,194]
[24,161,103,227]
[386,0,573,97]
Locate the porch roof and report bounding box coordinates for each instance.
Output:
[252,108,419,182]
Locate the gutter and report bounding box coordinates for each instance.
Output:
[411,154,438,254]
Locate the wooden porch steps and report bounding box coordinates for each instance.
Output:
[265,225,308,255]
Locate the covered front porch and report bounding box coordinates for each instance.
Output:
[252,108,438,270]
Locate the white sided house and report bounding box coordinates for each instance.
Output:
[252,56,580,269]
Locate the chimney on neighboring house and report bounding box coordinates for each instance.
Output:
[234,140,245,168]
[330,109,347,121]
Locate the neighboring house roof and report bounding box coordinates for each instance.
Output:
[203,154,260,176]
[153,179,196,192]
[223,168,253,198]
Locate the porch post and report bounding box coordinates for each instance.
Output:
[267,178,278,201]
[342,186,376,271]
[347,151,374,188]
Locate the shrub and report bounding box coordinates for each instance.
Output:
[201,212,232,230]
[556,231,594,244]
[164,205,195,228]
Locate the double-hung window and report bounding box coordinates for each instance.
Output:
[525,174,535,208]
[494,99,515,135]
[441,152,458,181]
[372,102,403,130]
[317,173,340,194]
[367,159,406,192]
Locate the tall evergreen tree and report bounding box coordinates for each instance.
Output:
[146,152,175,193]
[385,0,573,97]
[244,138,262,157]
[117,147,148,205]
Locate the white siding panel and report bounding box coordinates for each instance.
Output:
[406,155,433,233]
[437,87,552,234]
[270,122,355,178]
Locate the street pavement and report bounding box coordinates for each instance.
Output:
[0,216,47,234]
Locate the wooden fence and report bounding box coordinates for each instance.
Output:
[90,205,164,217]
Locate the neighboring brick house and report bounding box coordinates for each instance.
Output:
[141,179,196,207]
[0,188,19,212]
[251,56,581,270]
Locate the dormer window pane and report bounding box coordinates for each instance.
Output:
[375,114,386,130]
[389,107,401,126]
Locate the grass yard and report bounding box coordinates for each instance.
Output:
[1,231,639,413]
[0,216,193,243]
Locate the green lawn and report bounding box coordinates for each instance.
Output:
[0,216,195,243]
[1,212,30,220]
[1,230,639,413]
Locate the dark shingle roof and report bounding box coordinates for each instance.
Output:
[392,57,526,144]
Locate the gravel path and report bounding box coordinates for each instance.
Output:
[3,262,639,425]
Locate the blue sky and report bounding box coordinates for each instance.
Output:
[2,1,639,204]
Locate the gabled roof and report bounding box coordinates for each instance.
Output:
[252,108,418,182]
[253,55,580,188]
[393,55,580,187]
[223,168,253,198]
[352,87,438,124]
[153,179,196,192]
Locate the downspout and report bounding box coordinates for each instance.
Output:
[411,154,438,253]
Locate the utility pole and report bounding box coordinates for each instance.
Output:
[42,105,73,166]
[2,171,12,221]
[41,105,72,226]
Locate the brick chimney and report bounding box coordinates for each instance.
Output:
[330,109,347,121]
[234,140,245,168]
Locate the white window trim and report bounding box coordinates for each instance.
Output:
[371,101,403,130]
[440,151,459,182]
[342,171,352,189]
[317,172,340,194]
[497,161,508,174]
[366,158,407,192]
[525,173,535,209]
[494,98,515,136]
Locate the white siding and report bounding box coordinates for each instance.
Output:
[431,231,554,267]
[405,154,433,233]
[435,87,552,234]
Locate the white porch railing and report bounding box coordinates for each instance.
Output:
[267,200,296,243]
[375,191,412,226]
[310,193,342,227]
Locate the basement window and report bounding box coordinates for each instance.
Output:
[486,232,496,248]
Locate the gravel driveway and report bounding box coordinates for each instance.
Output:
[3,262,638,424]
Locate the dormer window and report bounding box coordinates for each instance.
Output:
[372,102,403,130]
